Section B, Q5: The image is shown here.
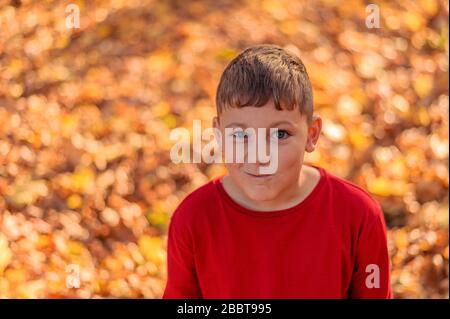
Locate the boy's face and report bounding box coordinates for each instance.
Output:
[213,100,321,203]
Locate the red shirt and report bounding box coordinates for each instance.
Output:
[163,166,392,299]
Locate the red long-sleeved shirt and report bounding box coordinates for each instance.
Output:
[163,166,392,298]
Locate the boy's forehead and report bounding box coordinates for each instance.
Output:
[219,102,305,128]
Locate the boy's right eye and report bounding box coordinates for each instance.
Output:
[231,131,247,139]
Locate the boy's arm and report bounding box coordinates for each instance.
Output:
[349,202,393,299]
[162,208,202,299]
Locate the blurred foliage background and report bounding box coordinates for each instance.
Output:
[0,0,448,298]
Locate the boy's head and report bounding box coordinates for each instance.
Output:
[213,44,322,203]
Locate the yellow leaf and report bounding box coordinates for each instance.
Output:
[67,240,87,257]
[153,101,171,117]
[162,114,177,129]
[368,177,409,197]
[72,168,95,193]
[9,83,23,98]
[279,20,299,35]
[262,0,287,20]
[7,179,49,207]
[413,74,433,98]
[67,194,82,209]
[394,229,409,249]
[349,130,371,151]
[138,235,165,265]
[6,59,24,77]
[419,0,439,16]
[404,11,426,32]
[146,50,173,73]
[0,234,12,275]
[17,280,45,298]
[216,48,238,61]
[4,268,26,285]
[146,211,170,229]
[61,114,79,136]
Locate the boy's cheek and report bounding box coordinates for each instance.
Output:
[277,148,304,169]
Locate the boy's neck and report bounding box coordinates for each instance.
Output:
[221,165,321,212]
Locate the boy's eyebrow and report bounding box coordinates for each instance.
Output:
[269,120,296,127]
[224,121,296,128]
[225,122,247,128]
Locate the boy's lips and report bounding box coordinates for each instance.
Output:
[244,172,274,179]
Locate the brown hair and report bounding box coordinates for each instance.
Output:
[215,44,314,123]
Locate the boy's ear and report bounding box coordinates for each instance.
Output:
[212,116,222,148]
[212,116,220,129]
[305,115,322,153]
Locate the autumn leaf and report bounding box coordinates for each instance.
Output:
[0,234,13,275]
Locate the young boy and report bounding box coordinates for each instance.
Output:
[163,44,392,299]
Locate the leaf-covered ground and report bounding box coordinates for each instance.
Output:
[0,0,448,298]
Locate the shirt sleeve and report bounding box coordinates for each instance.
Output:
[162,207,202,299]
[349,202,393,299]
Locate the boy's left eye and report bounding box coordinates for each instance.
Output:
[272,130,290,140]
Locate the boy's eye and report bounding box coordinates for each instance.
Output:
[232,131,248,139]
[272,130,290,140]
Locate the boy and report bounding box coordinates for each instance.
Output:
[163,44,392,298]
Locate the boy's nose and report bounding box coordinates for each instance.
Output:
[245,134,271,159]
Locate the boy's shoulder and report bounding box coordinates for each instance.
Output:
[171,178,219,221]
[322,167,385,224]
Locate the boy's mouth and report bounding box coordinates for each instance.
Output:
[244,172,274,179]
